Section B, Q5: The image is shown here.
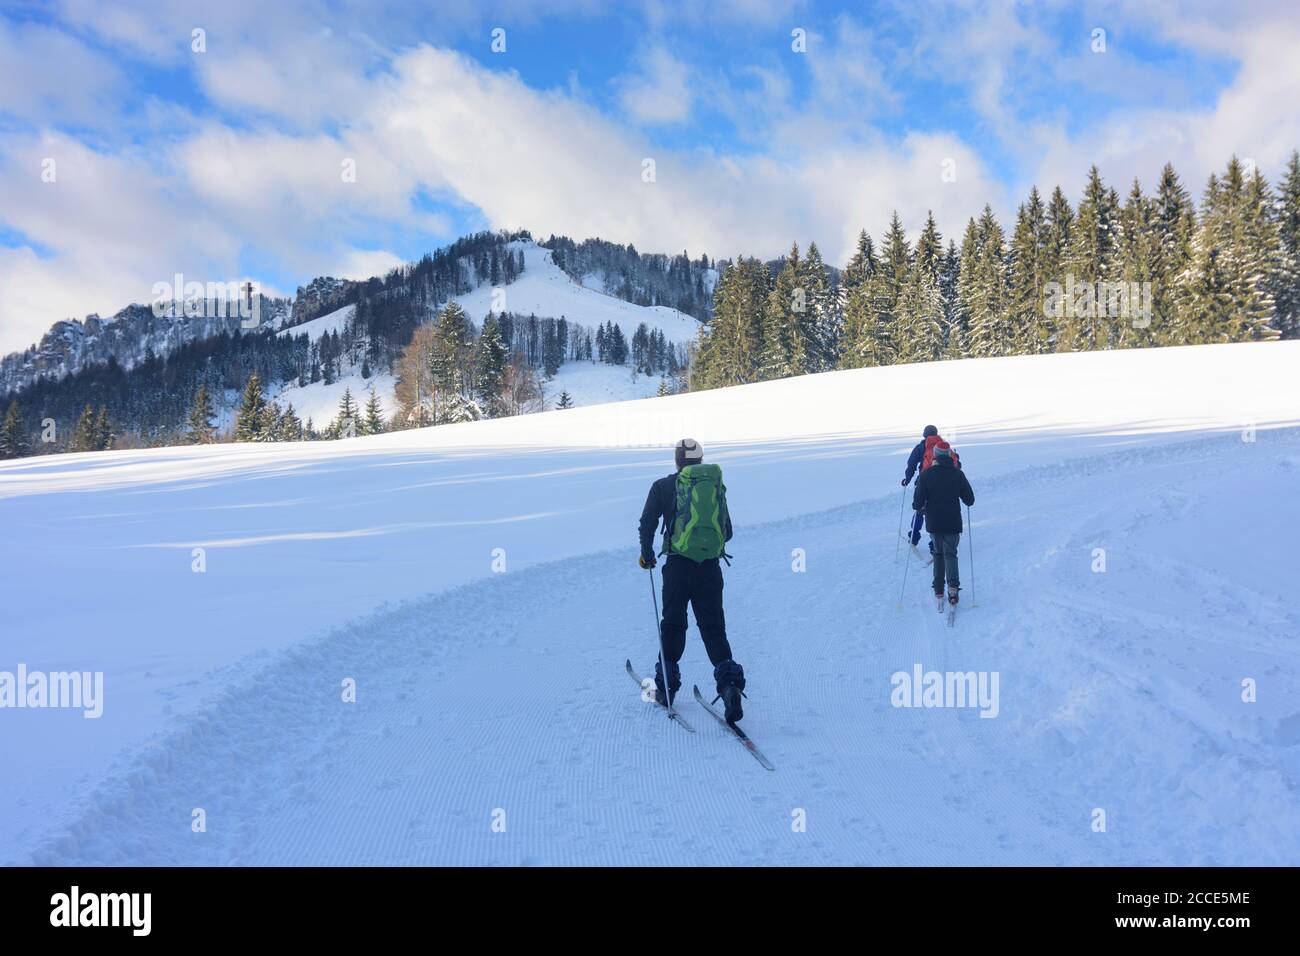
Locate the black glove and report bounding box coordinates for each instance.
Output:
[900,476,910,486]
[639,553,657,569]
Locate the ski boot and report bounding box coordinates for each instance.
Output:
[948,585,960,606]
[653,659,681,707]
[713,659,747,724]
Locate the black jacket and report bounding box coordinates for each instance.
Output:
[912,458,974,534]
[639,472,733,559]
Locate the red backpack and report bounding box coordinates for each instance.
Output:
[922,435,961,471]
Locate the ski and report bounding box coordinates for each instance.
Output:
[626,660,696,732]
[692,685,775,771]
[902,534,934,566]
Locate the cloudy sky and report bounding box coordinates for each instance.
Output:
[1,0,1298,354]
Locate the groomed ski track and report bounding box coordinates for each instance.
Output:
[19,428,1300,867]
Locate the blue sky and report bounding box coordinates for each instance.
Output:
[0,0,1296,353]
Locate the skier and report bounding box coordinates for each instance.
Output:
[900,425,961,548]
[638,438,747,723]
[911,441,975,606]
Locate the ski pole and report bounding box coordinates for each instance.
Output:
[894,483,908,562]
[896,518,912,608]
[966,504,975,606]
[647,566,674,712]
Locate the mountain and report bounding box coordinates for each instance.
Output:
[1,231,714,448]
[2,341,1297,864]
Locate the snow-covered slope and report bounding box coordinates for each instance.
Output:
[453,241,701,345]
[276,303,357,342]
[1,341,1297,865]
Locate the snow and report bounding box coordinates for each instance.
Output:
[269,373,397,430]
[1,340,1298,865]
[453,241,702,345]
[539,361,670,408]
[276,304,356,342]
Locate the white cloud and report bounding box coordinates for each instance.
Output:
[617,47,694,125]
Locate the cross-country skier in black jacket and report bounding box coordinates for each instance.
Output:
[638,438,747,722]
[912,441,975,605]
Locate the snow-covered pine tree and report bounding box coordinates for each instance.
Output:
[276,403,303,441]
[1062,166,1122,351]
[1182,159,1280,343]
[878,213,911,354]
[331,387,359,438]
[760,242,805,380]
[1240,165,1283,340]
[1150,163,1196,344]
[692,257,766,389]
[839,280,895,368]
[800,241,834,373]
[556,390,574,409]
[963,208,1010,357]
[476,313,508,415]
[893,264,944,364]
[364,391,385,434]
[234,374,268,442]
[938,239,963,359]
[440,372,482,423]
[1276,151,1300,339]
[0,401,29,459]
[187,383,216,444]
[1042,186,1074,351]
[1116,179,1157,348]
[1008,189,1048,354]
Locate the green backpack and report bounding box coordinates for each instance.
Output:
[663,463,729,562]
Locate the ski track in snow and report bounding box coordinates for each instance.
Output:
[21,430,1299,866]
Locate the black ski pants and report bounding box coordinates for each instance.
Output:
[659,555,733,665]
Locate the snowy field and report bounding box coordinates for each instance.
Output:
[1,341,1297,865]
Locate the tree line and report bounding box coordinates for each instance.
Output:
[692,153,1299,389]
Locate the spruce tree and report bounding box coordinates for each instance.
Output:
[280,403,303,441]
[0,401,29,459]
[557,390,574,409]
[1151,163,1196,344]
[1275,150,1300,339]
[332,387,359,437]
[1063,166,1121,350]
[839,281,895,368]
[234,374,268,442]
[963,208,1010,357]
[364,390,385,434]
[187,384,216,444]
[1117,179,1157,348]
[760,242,806,379]
[477,313,509,415]
[94,406,113,451]
[71,404,98,451]
[800,241,834,372]
[1008,189,1049,354]
[693,257,766,389]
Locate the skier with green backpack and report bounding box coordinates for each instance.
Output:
[637,438,747,723]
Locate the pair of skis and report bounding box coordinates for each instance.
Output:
[935,592,957,627]
[625,660,774,771]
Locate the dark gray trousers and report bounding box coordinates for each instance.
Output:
[930,532,961,591]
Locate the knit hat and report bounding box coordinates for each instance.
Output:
[675,438,704,469]
[933,441,952,459]
[923,424,938,438]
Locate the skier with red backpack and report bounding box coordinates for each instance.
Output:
[901,425,961,549]
[637,438,747,724]
[911,441,975,607]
